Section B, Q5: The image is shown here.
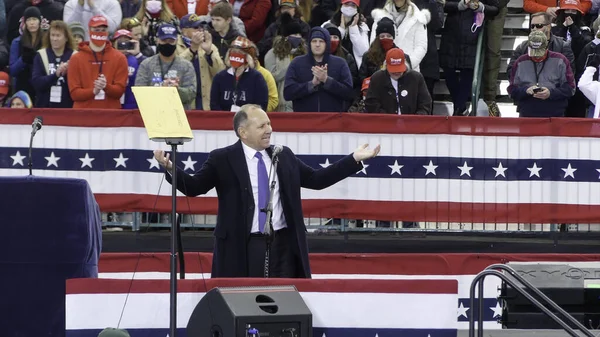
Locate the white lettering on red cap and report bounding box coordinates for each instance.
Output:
[390,57,403,65]
[0,80,6,86]
[90,34,108,41]
[230,56,245,63]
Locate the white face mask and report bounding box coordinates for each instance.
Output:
[341,6,357,17]
[146,0,162,14]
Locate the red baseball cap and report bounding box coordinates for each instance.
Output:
[361,77,371,92]
[0,72,9,96]
[386,48,407,73]
[341,0,360,6]
[112,29,133,40]
[89,15,108,28]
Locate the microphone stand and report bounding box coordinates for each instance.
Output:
[166,140,183,337]
[28,125,40,176]
[262,153,279,278]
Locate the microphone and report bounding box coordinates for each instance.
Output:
[32,116,43,135]
[272,144,283,157]
[28,116,43,176]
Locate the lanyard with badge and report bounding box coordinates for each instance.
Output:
[93,50,106,100]
[50,55,65,104]
[533,57,548,86]
[231,74,241,112]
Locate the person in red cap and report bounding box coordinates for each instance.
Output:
[0,72,10,106]
[365,48,431,115]
[524,0,590,18]
[68,15,129,109]
[320,0,369,69]
[348,76,370,112]
[112,29,147,109]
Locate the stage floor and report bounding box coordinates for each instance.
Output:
[101,230,600,253]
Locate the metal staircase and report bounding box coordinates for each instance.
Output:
[468,264,596,337]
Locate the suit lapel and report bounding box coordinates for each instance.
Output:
[229,141,254,233]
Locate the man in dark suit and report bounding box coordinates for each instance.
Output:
[153,104,380,278]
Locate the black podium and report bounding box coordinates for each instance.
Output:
[0,176,102,337]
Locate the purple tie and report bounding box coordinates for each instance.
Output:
[255,152,269,232]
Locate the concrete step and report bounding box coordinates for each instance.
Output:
[433,101,519,117]
[441,13,529,29]
[508,0,523,8]
[505,13,530,29]
[435,35,527,53]
[434,79,510,96]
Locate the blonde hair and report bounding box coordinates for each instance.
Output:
[42,20,76,51]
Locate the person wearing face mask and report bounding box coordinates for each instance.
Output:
[264,12,307,112]
[210,36,269,111]
[370,0,430,73]
[552,0,592,59]
[365,47,431,114]
[508,31,575,117]
[134,0,180,48]
[323,23,360,94]
[112,29,146,108]
[68,15,129,108]
[320,0,369,69]
[258,0,310,62]
[135,23,197,108]
[63,0,122,40]
[507,12,574,78]
[359,17,402,84]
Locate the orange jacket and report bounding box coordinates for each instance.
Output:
[68,42,129,109]
[524,0,591,14]
[166,0,209,18]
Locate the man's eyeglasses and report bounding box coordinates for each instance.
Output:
[531,23,547,29]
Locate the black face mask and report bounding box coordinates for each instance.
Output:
[157,43,176,57]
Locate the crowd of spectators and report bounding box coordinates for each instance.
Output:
[0,0,599,117]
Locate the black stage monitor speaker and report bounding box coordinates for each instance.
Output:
[187,285,313,337]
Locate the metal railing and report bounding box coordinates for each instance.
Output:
[469,264,595,337]
[471,26,486,115]
[102,212,600,233]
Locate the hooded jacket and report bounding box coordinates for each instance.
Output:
[370,1,430,71]
[283,27,354,112]
[68,41,129,109]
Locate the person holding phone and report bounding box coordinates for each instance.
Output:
[112,29,146,108]
[507,31,575,117]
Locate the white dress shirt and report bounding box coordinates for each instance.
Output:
[241,142,287,233]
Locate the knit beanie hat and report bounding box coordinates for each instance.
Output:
[323,23,341,39]
[278,12,303,36]
[69,22,86,39]
[310,28,326,41]
[376,17,395,38]
[7,91,33,108]
[23,6,42,21]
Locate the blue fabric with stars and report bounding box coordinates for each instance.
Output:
[1,148,596,182]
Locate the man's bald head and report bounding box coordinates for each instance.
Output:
[233,104,272,151]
